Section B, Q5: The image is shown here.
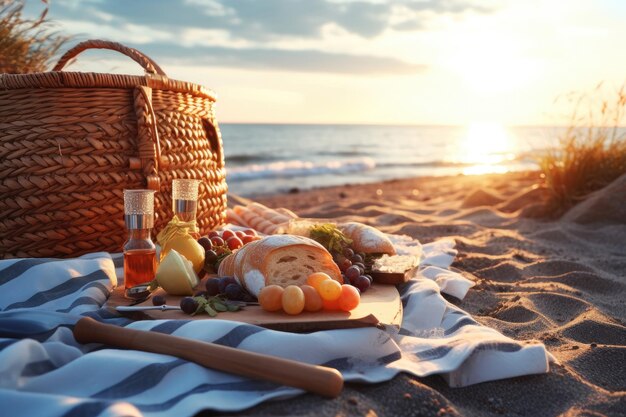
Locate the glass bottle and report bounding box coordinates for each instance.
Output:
[123,189,157,291]
[172,179,200,237]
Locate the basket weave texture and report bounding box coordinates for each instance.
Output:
[0,40,228,258]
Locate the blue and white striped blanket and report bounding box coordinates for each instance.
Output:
[0,238,550,417]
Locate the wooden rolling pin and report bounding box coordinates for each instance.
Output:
[73,317,343,398]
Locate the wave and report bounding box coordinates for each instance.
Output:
[227,150,373,164]
[226,154,534,182]
[227,157,376,181]
[316,150,374,157]
[225,153,279,164]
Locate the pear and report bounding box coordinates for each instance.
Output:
[155,249,199,296]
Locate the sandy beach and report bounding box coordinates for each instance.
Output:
[214,171,626,417]
[3,2,626,416]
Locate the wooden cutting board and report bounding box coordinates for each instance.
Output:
[106,282,402,332]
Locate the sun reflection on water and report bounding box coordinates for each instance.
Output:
[448,123,518,175]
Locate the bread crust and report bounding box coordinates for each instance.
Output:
[339,222,396,255]
[226,208,247,228]
[233,204,287,234]
[217,235,342,296]
[228,203,396,256]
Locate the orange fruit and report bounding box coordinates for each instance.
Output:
[282,285,305,315]
[306,272,332,292]
[258,285,285,312]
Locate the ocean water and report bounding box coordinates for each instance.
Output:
[219,124,564,196]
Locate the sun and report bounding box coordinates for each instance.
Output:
[450,122,517,175]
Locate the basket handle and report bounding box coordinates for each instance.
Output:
[52,40,167,76]
[134,86,162,191]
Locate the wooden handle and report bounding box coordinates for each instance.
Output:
[73,317,343,398]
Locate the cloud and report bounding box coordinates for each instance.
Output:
[136,43,427,75]
[403,0,495,14]
[48,0,495,74]
[54,0,495,40]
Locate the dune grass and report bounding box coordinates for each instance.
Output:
[539,84,626,214]
[0,0,69,73]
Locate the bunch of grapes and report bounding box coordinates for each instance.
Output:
[177,277,252,317]
[331,247,373,293]
[205,276,255,302]
[197,229,261,273]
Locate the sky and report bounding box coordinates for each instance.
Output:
[31,0,626,126]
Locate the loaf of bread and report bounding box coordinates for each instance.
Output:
[218,235,342,297]
[231,203,292,234]
[227,202,396,256]
[339,222,396,255]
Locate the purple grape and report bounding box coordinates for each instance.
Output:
[152,295,166,306]
[332,252,346,265]
[338,258,352,272]
[205,278,220,296]
[353,262,366,275]
[218,276,238,294]
[204,250,218,272]
[225,283,244,300]
[353,275,371,293]
[180,297,199,314]
[343,247,355,259]
[198,237,213,251]
[351,254,364,265]
[363,274,373,284]
[345,265,361,281]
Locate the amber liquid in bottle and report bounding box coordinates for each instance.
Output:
[124,249,157,289]
[123,228,157,290]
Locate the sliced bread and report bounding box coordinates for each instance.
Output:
[218,234,342,297]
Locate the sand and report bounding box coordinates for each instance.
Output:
[208,171,626,417]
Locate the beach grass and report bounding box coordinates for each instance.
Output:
[0,0,69,73]
[539,84,626,214]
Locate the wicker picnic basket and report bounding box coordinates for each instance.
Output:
[0,40,228,258]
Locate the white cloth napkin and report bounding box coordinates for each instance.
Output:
[0,237,550,417]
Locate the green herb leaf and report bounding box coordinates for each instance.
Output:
[212,301,228,312]
[227,303,240,312]
[309,223,352,253]
[215,250,232,270]
[188,294,245,316]
[204,304,218,317]
[191,296,209,316]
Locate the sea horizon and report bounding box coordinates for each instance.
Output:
[219,123,593,196]
[220,121,602,129]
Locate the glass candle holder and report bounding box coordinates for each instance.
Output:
[123,189,157,291]
[172,179,200,223]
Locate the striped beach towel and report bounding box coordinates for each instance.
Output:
[0,237,550,417]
